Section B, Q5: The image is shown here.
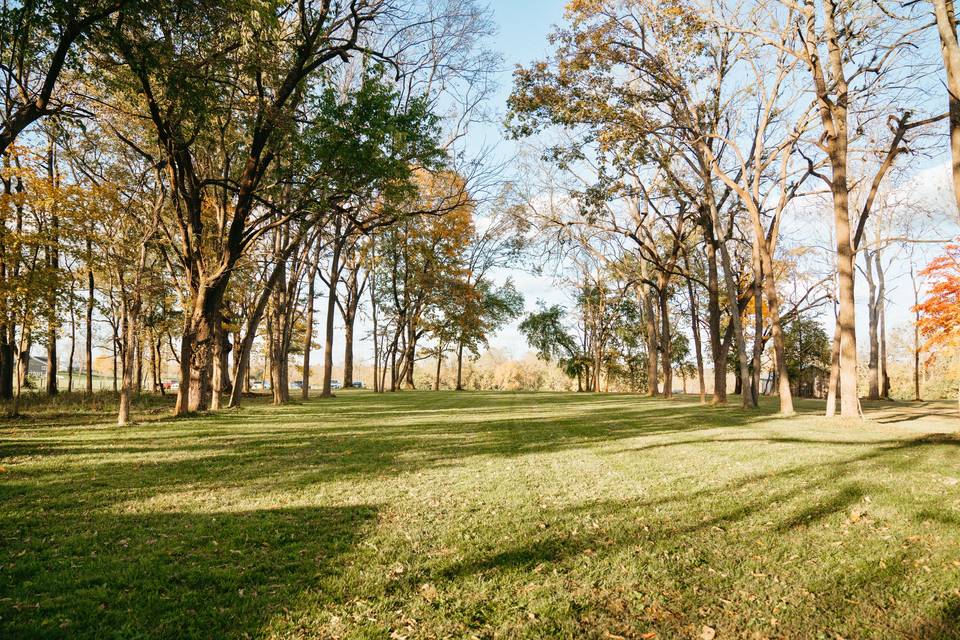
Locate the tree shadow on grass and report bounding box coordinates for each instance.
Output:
[903,596,960,640]
[0,504,377,640]
[1,398,767,512]
[4,395,958,521]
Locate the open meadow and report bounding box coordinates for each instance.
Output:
[2,392,959,639]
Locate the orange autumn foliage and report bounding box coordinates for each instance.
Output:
[914,243,960,358]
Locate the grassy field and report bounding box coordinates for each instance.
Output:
[1,391,959,639]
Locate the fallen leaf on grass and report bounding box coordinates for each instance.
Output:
[419,583,438,602]
[701,625,717,640]
[639,633,657,639]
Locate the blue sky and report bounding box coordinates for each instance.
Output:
[331,0,957,375]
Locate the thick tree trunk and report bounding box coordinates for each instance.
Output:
[832,169,859,417]
[174,318,195,415]
[638,281,659,396]
[210,312,224,410]
[933,0,960,218]
[187,302,215,413]
[806,0,858,417]
[658,290,672,399]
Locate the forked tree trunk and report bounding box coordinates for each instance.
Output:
[637,281,659,396]
[701,173,753,408]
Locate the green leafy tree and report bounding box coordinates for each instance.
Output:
[520,303,587,391]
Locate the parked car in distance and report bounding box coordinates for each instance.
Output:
[291,380,303,390]
[352,381,363,388]
[330,380,342,390]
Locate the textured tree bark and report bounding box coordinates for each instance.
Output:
[637,277,659,396]
[933,0,960,218]
[658,290,672,399]
[805,0,858,417]
[210,312,224,410]
[701,173,753,408]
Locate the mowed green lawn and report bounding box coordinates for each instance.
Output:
[1,392,959,639]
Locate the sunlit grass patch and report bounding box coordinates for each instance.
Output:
[1,391,959,638]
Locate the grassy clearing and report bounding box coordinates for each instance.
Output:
[1,391,959,639]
